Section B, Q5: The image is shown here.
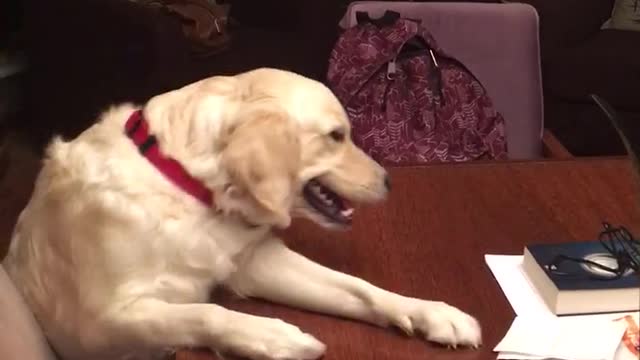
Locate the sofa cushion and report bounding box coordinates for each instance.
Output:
[187,26,339,83]
[603,0,640,31]
[520,0,614,57]
[229,0,349,33]
[543,29,640,111]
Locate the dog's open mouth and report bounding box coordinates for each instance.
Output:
[303,179,354,225]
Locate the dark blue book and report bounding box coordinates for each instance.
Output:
[522,241,640,315]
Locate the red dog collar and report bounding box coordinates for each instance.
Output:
[124,110,214,207]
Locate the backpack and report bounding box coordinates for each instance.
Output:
[327,11,508,164]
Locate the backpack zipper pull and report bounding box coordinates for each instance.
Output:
[383,57,397,111]
[429,49,439,68]
[387,57,397,80]
[428,49,445,104]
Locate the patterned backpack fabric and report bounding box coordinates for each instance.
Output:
[327,11,508,164]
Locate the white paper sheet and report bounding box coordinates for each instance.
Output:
[485,254,640,360]
[484,254,554,318]
[494,314,630,360]
[496,352,547,360]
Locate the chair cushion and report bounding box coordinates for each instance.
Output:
[543,29,640,111]
[0,265,57,360]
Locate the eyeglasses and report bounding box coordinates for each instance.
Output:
[546,222,640,280]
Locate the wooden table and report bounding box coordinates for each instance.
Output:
[181,157,640,360]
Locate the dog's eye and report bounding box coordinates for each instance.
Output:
[329,130,345,142]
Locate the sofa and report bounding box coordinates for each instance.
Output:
[16,0,342,149]
[520,0,640,156]
[17,0,508,151]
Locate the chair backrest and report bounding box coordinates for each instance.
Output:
[339,2,544,159]
[0,264,57,360]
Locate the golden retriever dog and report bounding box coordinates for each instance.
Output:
[3,68,481,360]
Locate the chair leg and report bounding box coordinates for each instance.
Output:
[542,128,573,159]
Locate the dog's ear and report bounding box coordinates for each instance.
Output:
[221,108,301,228]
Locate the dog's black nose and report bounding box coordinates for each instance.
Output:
[384,175,391,191]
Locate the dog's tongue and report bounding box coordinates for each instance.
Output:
[340,199,355,221]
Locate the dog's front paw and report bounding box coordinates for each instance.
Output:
[218,315,326,360]
[388,299,482,348]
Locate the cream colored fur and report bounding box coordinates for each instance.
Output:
[3,68,481,360]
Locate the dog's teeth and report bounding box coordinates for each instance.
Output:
[341,208,354,217]
[312,184,334,204]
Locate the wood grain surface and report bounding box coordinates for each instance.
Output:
[177,157,640,360]
[2,155,639,360]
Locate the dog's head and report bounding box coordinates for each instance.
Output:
[145,68,389,229]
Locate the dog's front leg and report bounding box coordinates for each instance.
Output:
[228,237,481,348]
[106,299,325,359]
